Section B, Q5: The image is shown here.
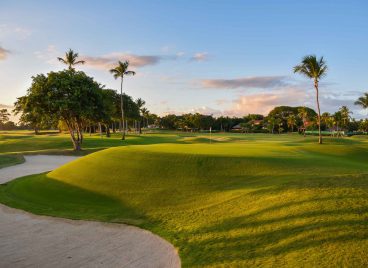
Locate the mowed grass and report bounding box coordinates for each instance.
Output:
[0,130,188,168]
[1,133,368,266]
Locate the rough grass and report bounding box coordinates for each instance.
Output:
[1,134,368,267]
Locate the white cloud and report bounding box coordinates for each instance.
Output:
[34,45,59,64]
[0,24,32,40]
[190,52,209,62]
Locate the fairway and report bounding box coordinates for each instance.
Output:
[1,133,368,267]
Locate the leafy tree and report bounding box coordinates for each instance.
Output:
[160,114,178,129]
[267,117,276,134]
[58,49,85,70]
[0,109,10,124]
[110,61,136,140]
[17,70,105,150]
[294,55,328,144]
[14,83,56,134]
[359,119,368,132]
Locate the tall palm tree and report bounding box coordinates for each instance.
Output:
[294,55,328,144]
[57,49,85,70]
[110,61,136,140]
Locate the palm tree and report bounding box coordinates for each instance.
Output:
[339,106,352,131]
[110,61,136,140]
[297,107,308,137]
[287,114,296,133]
[57,49,85,70]
[355,93,368,110]
[141,107,150,128]
[333,111,343,137]
[136,98,146,134]
[294,55,328,144]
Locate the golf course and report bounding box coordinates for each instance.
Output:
[1,131,368,267]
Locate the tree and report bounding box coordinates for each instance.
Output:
[58,49,85,70]
[0,109,10,124]
[110,61,136,140]
[359,119,368,132]
[294,55,328,144]
[297,107,309,137]
[355,93,368,111]
[136,98,146,133]
[14,83,57,134]
[17,70,105,150]
[267,117,276,134]
[141,107,150,128]
[339,106,352,130]
[333,111,343,137]
[287,114,296,133]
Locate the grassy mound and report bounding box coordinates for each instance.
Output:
[1,136,368,267]
[0,154,24,169]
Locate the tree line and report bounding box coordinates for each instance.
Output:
[4,51,368,149]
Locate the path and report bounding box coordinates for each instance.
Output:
[0,155,180,268]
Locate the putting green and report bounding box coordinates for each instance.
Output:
[1,134,368,267]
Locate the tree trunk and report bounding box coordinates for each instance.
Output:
[106,124,110,137]
[120,78,125,140]
[98,122,102,137]
[65,120,82,151]
[315,80,322,144]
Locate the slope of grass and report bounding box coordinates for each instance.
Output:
[0,154,24,169]
[1,134,368,266]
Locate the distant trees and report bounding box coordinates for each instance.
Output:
[294,55,328,144]
[0,109,10,124]
[110,61,136,140]
[0,109,11,130]
[287,114,296,133]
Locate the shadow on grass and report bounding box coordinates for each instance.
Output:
[0,173,149,226]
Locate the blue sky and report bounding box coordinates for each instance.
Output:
[1,0,367,118]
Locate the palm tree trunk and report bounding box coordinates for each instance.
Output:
[315,80,322,144]
[120,78,125,140]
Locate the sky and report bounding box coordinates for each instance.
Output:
[1,0,368,119]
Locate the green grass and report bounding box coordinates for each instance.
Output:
[0,154,24,169]
[1,133,368,266]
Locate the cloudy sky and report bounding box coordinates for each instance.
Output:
[1,0,368,118]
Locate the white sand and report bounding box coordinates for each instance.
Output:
[0,155,181,268]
